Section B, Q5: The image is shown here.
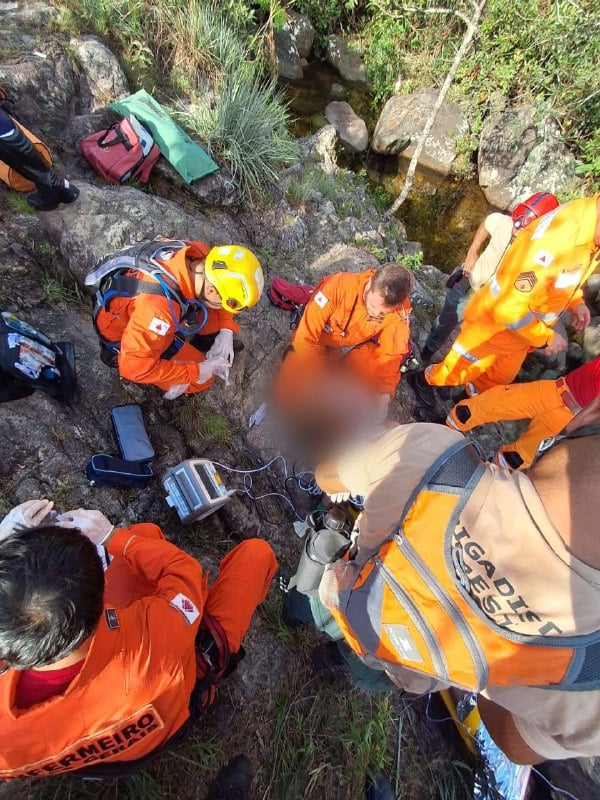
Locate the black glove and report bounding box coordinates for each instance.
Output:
[445,267,465,289]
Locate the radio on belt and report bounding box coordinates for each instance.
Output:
[163,459,233,524]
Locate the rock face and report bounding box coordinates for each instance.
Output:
[326,35,370,90]
[478,106,579,209]
[273,25,304,81]
[324,101,368,152]
[70,36,130,112]
[288,11,315,59]
[372,89,469,176]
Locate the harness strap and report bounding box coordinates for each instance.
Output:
[190,613,246,717]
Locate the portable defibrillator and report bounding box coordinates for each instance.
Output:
[163,459,232,524]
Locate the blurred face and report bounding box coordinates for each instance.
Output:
[189,258,223,309]
[363,282,399,322]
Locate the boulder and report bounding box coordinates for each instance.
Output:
[288,11,315,59]
[31,182,242,285]
[273,25,303,81]
[298,124,339,174]
[324,101,368,152]
[372,90,468,176]
[70,36,130,112]
[325,35,369,91]
[582,318,600,360]
[306,243,379,279]
[478,106,580,209]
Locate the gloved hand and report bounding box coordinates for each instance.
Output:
[197,356,229,385]
[202,355,230,385]
[163,383,190,400]
[206,329,235,366]
[55,509,114,546]
[0,498,54,540]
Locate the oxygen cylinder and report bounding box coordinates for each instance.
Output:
[295,507,351,594]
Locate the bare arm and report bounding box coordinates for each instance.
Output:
[565,396,600,433]
[463,221,490,276]
[477,695,545,765]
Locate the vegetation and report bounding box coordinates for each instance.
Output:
[57,0,298,205]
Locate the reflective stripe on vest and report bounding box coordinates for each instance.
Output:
[330,440,600,692]
[451,341,479,364]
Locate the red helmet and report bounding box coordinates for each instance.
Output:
[511,192,559,230]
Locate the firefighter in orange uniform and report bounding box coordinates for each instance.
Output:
[275,264,413,425]
[90,240,264,398]
[410,196,600,412]
[447,354,600,470]
[284,424,600,763]
[0,506,277,779]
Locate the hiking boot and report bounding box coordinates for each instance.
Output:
[26,178,79,211]
[411,406,446,424]
[311,641,345,672]
[206,755,253,800]
[406,369,437,413]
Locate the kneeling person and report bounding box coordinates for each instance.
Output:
[0,507,277,778]
[90,240,263,398]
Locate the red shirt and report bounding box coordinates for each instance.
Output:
[565,356,600,408]
[15,661,83,709]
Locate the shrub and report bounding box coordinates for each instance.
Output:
[179,72,298,206]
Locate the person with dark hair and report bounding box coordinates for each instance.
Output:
[275,264,413,426]
[0,102,79,212]
[0,503,277,779]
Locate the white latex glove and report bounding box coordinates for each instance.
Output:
[55,509,114,546]
[206,329,235,366]
[197,356,229,384]
[163,383,190,400]
[0,498,54,540]
[202,354,230,385]
[329,491,351,503]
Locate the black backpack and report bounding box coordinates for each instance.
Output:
[0,311,78,404]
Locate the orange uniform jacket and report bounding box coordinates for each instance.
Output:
[95,241,238,387]
[464,195,600,348]
[0,525,207,779]
[290,269,411,395]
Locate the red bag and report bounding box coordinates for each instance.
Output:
[268,276,314,311]
[80,117,160,184]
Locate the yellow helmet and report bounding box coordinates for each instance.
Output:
[205,245,264,314]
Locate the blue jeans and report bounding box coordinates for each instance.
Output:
[284,585,394,693]
[424,279,468,356]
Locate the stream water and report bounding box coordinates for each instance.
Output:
[284,65,496,273]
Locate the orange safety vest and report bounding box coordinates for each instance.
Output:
[330,441,600,692]
[463,196,600,348]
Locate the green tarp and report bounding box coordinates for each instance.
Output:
[109,90,219,185]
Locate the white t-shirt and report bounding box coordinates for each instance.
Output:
[469,213,514,291]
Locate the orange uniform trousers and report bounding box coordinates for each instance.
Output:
[447,377,579,469]
[106,533,278,655]
[425,322,531,394]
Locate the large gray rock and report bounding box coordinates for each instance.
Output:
[478,106,580,209]
[372,90,469,176]
[324,101,368,152]
[288,11,315,59]
[31,182,242,285]
[326,35,369,90]
[298,124,339,174]
[273,25,303,81]
[306,243,379,279]
[582,318,600,360]
[70,36,130,113]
